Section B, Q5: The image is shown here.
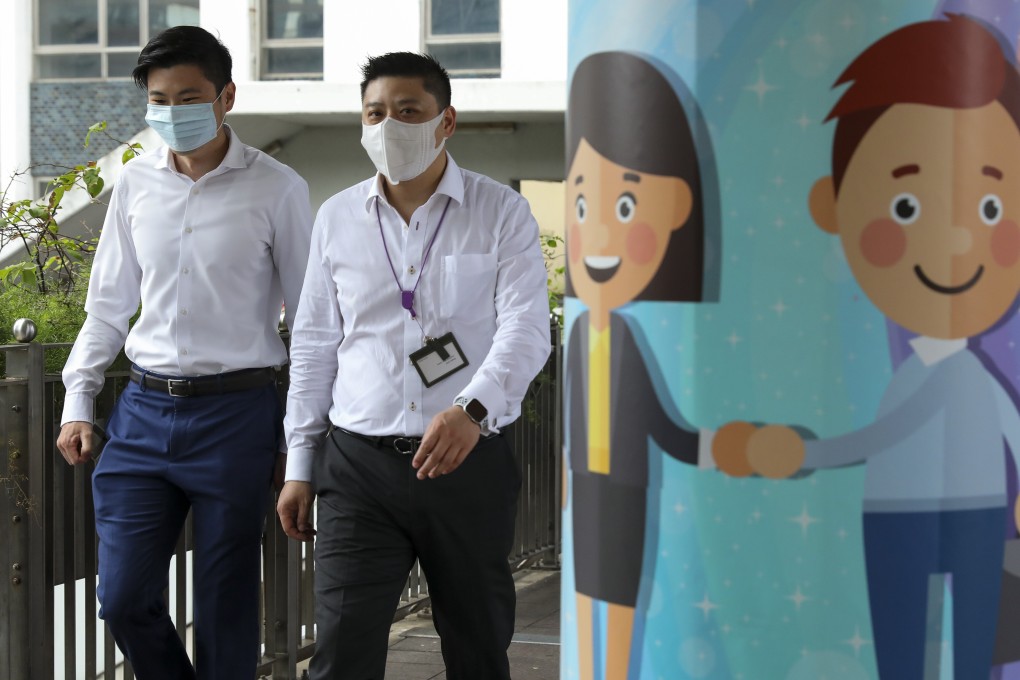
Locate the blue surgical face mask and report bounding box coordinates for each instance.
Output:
[145,88,225,153]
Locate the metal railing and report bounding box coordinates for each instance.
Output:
[0,325,561,680]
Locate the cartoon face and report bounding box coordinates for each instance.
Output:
[566,138,692,316]
[811,102,1020,339]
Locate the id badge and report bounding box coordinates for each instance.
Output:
[409,332,469,387]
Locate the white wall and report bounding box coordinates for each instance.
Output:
[201,0,257,82]
[325,0,422,84]
[0,0,34,202]
[502,0,568,82]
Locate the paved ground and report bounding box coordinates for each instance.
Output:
[383,568,561,680]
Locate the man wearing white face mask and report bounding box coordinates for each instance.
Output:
[277,52,551,679]
[56,25,313,680]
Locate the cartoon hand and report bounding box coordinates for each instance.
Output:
[712,421,756,477]
[747,425,805,479]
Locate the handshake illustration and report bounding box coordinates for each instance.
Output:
[711,422,809,479]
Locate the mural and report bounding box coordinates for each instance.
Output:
[563,2,1020,679]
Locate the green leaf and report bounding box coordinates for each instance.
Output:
[48,187,65,210]
[121,148,135,164]
[87,177,105,198]
[28,205,49,220]
[19,268,36,289]
[83,121,107,149]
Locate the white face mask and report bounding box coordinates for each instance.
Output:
[360,110,447,184]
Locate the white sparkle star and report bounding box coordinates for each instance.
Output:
[694,594,719,620]
[787,586,810,610]
[845,627,871,656]
[674,501,686,514]
[726,331,743,348]
[771,299,788,316]
[796,113,812,129]
[840,14,857,30]
[745,64,777,106]
[774,216,785,229]
[790,504,820,536]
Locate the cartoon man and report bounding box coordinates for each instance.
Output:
[713,15,1020,679]
[566,50,718,679]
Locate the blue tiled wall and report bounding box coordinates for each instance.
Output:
[30,81,147,178]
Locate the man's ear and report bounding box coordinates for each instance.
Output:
[221,81,237,114]
[439,105,457,144]
[808,176,839,234]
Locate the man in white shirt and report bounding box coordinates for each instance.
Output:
[276,52,551,679]
[55,26,312,680]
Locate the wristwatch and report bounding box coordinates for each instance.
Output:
[455,397,488,429]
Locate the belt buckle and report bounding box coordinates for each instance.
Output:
[393,437,419,455]
[166,378,192,397]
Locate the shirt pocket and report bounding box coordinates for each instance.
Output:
[440,253,498,320]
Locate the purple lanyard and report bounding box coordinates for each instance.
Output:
[377,196,453,319]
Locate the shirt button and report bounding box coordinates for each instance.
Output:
[185,227,193,233]
[181,348,189,356]
[180,309,188,316]
[182,267,190,274]
[410,402,416,412]
[408,265,416,274]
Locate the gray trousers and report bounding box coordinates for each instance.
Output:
[309,428,520,680]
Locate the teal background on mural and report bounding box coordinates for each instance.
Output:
[562,1,958,678]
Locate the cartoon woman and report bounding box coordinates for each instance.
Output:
[565,50,719,679]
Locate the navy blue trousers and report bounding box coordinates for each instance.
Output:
[309,429,520,680]
[92,379,280,680]
[864,507,1006,680]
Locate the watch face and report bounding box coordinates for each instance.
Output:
[466,399,488,422]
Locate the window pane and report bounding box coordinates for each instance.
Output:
[39,0,98,45]
[264,47,323,77]
[37,53,102,79]
[149,0,201,35]
[267,0,324,39]
[108,52,140,78]
[108,0,140,47]
[430,0,499,36]
[427,42,500,76]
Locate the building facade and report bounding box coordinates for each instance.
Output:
[0,0,568,263]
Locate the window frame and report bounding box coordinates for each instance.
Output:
[421,0,501,78]
[258,0,324,81]
[33,0,199,82]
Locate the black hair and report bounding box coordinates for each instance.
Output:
[360,52,452,110]
[566,51,717,302]
[133,26,233,92]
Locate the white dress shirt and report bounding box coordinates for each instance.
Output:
[61,127,313,424]
[283,154,551,482]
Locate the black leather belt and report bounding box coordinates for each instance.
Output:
[332,426,502,456]
[129,366,276,397]
[333,426,421,455]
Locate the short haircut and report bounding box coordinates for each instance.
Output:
[566,51,716,303]
[826,13,1020,192]
[133,26,233,93]
[360,52,452,110]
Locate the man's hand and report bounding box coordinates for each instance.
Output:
[56,421,96,466]
[413,406,481,480]
[277,481,315,542]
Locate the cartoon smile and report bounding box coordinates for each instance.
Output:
[584,256,621,283]
[913,264,984,295]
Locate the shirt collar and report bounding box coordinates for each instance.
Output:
[909,335,967,366]
[154,124,246,173]
[364,152,465,213]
